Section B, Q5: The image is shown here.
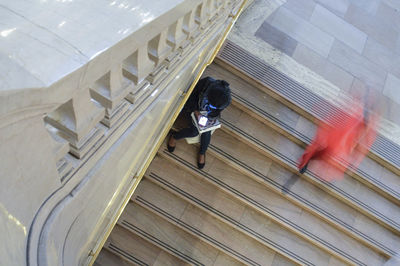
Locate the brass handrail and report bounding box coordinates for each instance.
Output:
[88,1,248,264]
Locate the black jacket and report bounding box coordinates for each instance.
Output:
[185,77,231,119]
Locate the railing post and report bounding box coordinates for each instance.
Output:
[44,88,105,159]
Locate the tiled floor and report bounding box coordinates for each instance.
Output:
[250,0,400,125]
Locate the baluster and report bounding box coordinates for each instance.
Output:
[195,1,211,29]
[147,29,171,84]
[123,46,155,85]
[165,18,186,69]
[90,63,134,127]
[207,0,218,22]
[44,88,105,159]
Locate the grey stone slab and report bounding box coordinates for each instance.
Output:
[293,43,326,71]
[311,5,367,53]
[363,37,400,78]
[383,73,400,105]
[348,0,381,14]
[293,43,354,91]
[322,60,354,92]
[382,0,400,10]
[328,40,387,89]
[376,2,400,33]
[269,6,334,57]
[348,78,369,95]
[382,95,400,125]
[316,0,349,17]
[345,4,399,51]
[283,0,316,20]
[397,36,400,56]
[255,22,298,56]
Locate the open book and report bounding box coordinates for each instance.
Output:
[191,112,221,134]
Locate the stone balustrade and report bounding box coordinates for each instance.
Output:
[0,0,245,265]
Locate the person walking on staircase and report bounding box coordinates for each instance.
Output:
[167,76,231,169]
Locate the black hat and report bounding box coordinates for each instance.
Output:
[208,80,231,108]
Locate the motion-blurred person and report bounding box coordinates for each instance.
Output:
[297,99,379,181]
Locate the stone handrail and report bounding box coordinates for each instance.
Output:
[0,0,245,265]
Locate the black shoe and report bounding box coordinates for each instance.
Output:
[299,163,308,174]
[167,135,175,153]
[198,154,205,169]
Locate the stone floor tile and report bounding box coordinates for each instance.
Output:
[348,0,381,14]
[345,4,399,51]
[255,21,298,56]
[376,2,400,33]
[383,73,400,105]
[269,6,334,57]
[381,95,400,125]
[328,40,387,88]
[311,4,367,53]
[363,37,400,78]
[293,43,354,91]
[283,0,316,20]
[316,0,349,17]
[348,78,370,96]
[322,61,354,92]
[292,43,326,72]
[382,0,400,10]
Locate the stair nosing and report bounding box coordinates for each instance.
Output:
[230,90,400,205]
[134,196,262,266]
[146,171,318,266]
[220,117,400,234]
[159,149,389,262]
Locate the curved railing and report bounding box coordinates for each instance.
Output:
[0,0,246,265]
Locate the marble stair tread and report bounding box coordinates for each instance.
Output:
[104,224,186,266]
[134,178,295,266]
[120,200,228,266]
[147,154,366,265]
[159,140,388,265]
[205,126,399,257]
[94,248,136,266]
[220,103,400,233]
[215,40,400,176]
[203,63,400,205]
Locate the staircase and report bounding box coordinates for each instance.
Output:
[94,44,400,266]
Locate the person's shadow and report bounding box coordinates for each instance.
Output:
[282,173,300,194]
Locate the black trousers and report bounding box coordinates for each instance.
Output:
[173,119,211,155]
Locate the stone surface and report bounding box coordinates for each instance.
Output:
[363,37,400,79]
[293,43,354,91]
[383,74,400,105]
[328,40,387,90]
[310,4,367,53]
[345,4,399,51]
[269,6,334,57]
[255,22,298,56]
[0,0,185,89]
[316,0,349,17]
[283,0,316,20]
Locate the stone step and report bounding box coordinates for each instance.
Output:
[207,112,399,257]
[218,103,400,237]
[159,141,387,265]
[120,197,238,266]
[134,178,295,266]
[104,224,187,266]
[204,63,400,206]
[93,248,136,266]
[148,153,361,265]
[215,40,400,177]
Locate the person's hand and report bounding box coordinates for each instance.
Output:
[194,110,200,119]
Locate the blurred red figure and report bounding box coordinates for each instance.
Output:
[298,101,379,181]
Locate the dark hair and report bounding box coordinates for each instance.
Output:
[208,80,230,108]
